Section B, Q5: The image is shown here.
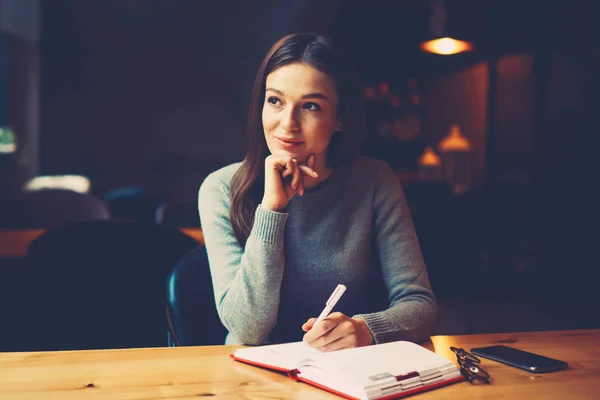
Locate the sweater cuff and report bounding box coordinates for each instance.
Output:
[354,312,394,345]
[251,204,288,244]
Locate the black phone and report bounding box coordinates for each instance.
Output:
[470,345,568,373]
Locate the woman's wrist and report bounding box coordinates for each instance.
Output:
[260,199,287,213]
[353,317,375,346]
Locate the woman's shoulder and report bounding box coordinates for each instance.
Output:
[350,156,396,181]
[353,155,392,171]
[199,161,243,196]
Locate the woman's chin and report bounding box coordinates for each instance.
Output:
[270,149,308,162]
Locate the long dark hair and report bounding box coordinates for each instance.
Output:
[229,33,364,246]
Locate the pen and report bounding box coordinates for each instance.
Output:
[313,284,347,328]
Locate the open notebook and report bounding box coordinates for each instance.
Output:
[231,340,463,399]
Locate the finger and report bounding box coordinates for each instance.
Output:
[318,334,355,352]
[266,155,290,172]
[298,154,318,177]
[302,318,317,332]
[279,156,294,179]
[303,312,344,345]
[303,318,333,344]
[290,159,302,190]
[306,315,356,349]
[298,164,318,178]
[316,319,358,351]
[297,166,305,196]
[307,154,315,169]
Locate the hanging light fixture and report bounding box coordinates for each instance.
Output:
[420,0,474,55]
[418,147,442,181]
[438,125,473,194]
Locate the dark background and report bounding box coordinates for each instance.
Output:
[1,0,598,340]
[34,1,597,195]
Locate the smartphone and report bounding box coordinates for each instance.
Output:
[471,345,568,373]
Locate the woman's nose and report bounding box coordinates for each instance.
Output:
[280,106,300,132]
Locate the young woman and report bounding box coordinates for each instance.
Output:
[199,33,437,351]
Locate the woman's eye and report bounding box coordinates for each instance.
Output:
[303,102,321,112]
[267,97,281,105]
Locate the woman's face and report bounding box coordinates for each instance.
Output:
[262,62,339,165]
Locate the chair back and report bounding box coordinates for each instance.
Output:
[14,220,199,351]
[156,199,200,228]
[104,187,165,223]
[0,189,110,228]
[166,246,226,346]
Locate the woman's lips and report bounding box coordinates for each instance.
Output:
[275,137,304,149]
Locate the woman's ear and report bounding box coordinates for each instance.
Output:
[336,120,343,131]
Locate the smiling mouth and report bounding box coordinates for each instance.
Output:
[275,137,304,146]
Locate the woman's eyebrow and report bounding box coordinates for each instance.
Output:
[301,92,327,100]
[266,87,328,100]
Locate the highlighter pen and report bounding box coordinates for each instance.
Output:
[313,284,347,328]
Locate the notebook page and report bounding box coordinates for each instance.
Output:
[320,341,452,381]
[297,365,366,399]
[233,341,325,371]
[296,341,456,399]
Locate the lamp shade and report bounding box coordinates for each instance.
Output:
[439,125,472,152]
[420,37,474,55]
[438,125,472,194]
[418,147,442,181]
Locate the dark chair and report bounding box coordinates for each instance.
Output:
[166,246,226,346]
[0,189,110,229]
[4,220,199,352]
[155,199,200,228]
[104,187,166,223]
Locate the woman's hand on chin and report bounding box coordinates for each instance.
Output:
[261,154,317,212]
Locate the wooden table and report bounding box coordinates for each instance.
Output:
[1,329,599,399]
[0,228,204,258]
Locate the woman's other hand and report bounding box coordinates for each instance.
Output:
[302,312,374,352]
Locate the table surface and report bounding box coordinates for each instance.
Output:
[0,228,204,258]
[1,329,599,399]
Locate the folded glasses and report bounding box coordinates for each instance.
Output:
[450,346,491,384]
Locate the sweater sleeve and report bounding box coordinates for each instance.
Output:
[198,173,288,345]
[354,163,438,344]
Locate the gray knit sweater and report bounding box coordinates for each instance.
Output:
[198,156,438,345]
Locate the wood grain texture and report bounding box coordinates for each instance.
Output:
[1,329,599,399]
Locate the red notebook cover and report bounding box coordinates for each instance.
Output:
[231,347,464,400]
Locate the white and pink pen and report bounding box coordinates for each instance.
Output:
[312,284,347,328]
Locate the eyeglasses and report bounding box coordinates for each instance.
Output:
[450,346,491,384]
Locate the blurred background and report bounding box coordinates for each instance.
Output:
[0,0,597,350]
